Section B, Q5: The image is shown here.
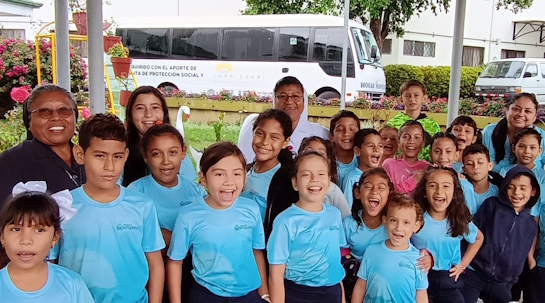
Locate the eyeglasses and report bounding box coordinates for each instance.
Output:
[30,107,74,119]
[276,95,303,103]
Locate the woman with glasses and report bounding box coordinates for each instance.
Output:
[0,85,85,205]
[238,76,329,164]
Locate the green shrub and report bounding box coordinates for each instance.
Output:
[385,65,483,98]
[384,65,424,96]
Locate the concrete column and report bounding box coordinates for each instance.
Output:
[87,0,105,114]
[447,0,467,126]
[54,0,71,91]
[340,0,351,110]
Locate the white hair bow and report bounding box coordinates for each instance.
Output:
[12,181,77,226]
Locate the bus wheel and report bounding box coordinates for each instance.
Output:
[317,91,341,100]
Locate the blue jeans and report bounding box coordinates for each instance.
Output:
[188,283,265,303]
[284,280,342,303]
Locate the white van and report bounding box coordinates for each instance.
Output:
[475,58,545,104]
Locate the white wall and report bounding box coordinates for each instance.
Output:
[0,0,246,40]
[382,0,545,66]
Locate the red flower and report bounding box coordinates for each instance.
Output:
[10,86,30,104]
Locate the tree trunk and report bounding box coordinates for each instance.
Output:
[369,18,383,52]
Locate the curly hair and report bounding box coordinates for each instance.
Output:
[412,166,471,237]
[385,192,425,233]
[351,168,394,226]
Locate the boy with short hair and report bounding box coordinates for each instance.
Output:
[386,80,440,161]
[330,110,361,187]
[461,166,539,303]
[461,144,500,215]
[447,115,479,173]
[50,114,165,303]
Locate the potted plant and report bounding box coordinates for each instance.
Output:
[108,43,131,78]
[117,76,132,107]
[103,18,121,53]
[68,0,87,35]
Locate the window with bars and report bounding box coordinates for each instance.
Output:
[0,29,25,39]
[382,39,392,54]
[403,40,435,57]
[462,46,484,67]
[501,49,525,59]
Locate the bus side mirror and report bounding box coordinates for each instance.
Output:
[370,45,378,60]
[523,72,532,78]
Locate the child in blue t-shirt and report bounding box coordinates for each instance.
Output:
[167,141,268,302]
[412,167,484,302]
[51,114,166,303]
[330,110,361,187]
[0,188,94,303]
[429,132,460,169]
[342,129,384,207]
[128,124,207,243]
[527,193,545,303]
[268,151,346,303]
[351,192,428,303]
[460,144,499,215]
[242,109,293,220]
[447,116,480,173]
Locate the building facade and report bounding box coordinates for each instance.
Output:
[381,0,545,66]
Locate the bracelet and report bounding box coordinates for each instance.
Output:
[261,294,270,300]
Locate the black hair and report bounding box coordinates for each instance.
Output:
[293,150,329,177]
[351,168,394,226]
[141,124,185,154]
[78,113,126,151]
[298,136,338,185]
[510,128,543,164]
[447,115,482,145]
[123,86,171,186]
[354,128,381,149]
[274,76,303,95]
[200,141,246,175]
[329,110,360,136]
[252,109,294,172]
[509,171,540,210]
[462,143,491,162]
[491,93,538,163]
[399,120,430,147]
[431,132,458,150]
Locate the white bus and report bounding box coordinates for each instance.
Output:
[116,14,386,101]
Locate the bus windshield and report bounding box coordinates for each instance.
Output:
[351,27,382,67]
[480,61,525,78]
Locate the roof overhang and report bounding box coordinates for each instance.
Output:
[513,19,545,43]
[0,0,43,17]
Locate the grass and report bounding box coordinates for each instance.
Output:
[183,122,241,151]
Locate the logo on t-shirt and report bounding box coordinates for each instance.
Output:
[179,200,192,207]
[398,262,414,270]
[234,224,252,231]
[116,223,140,231]
[329,225,340,231]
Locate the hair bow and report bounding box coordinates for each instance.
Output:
[12,181,77,226]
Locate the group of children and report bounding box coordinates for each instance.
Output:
[1,80,545,303]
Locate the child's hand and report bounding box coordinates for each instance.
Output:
[529,257,537,270]
[458,173,466,180]
[417,250,432,273]
[413,170,425,182]
[449,263,465,281]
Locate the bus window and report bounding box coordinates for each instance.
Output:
[221,28,275,61]
[352,28,382,66]
[278,27,310,62]
[126,29,170,59]
[172,29,220,60]
[312,27,353,63]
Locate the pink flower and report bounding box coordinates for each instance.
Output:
[10,86,30,104]
[81,108,90,119]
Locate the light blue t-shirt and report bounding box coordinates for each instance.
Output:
[342,168,363,208]
[267,204,346,287]
[482,123,545,173]
[50,186,165,303]
[128,175,207,231]
[337,155,358,189]
[168,196,265,297]
[241,163,281,220]
[531,202,545,268]
[452,161,463,174]
[343,213,388,261]
[461,179,498,215]
[412,212,479,271]
[0,263,94,303]
[358,241,428,303]
[180,155,198,181]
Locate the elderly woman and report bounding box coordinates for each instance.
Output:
[238,76,329,164]
[0,85,85,205]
